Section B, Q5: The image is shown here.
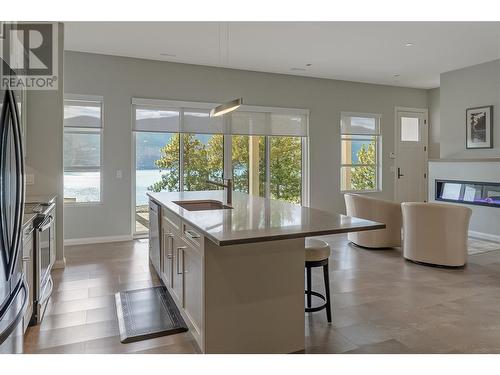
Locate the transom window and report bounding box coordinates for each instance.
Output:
[340,112,381,192]
[63,95,103,204]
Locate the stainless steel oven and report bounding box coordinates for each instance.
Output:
[32,203,55,324]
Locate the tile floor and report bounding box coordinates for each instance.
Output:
[24,234,500,354]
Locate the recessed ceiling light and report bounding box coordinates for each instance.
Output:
[393,74,400,78]
[306,63,312,67]
[404,42,414,47]
[160,53,176,57]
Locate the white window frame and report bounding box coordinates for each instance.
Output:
[63,94,104,206]
[340,111,382,193]
[131,99,310,237]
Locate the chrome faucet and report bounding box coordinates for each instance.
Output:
[206,178,233,206]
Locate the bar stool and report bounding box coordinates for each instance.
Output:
[305,238,332,323]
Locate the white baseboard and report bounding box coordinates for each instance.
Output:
[469,230,500,243]
[52,257,66,269]
[64,235,134,246]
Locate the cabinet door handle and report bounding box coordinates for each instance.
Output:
[185,229,200,239]
[164,232,174,259]
[176,247,186,274]
[169,234,174,259]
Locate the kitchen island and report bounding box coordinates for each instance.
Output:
[147,191,384,353]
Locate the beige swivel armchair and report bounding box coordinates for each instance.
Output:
[344,193,402,248]
[401,202,472,267]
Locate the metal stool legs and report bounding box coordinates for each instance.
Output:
[306,266,312,308]
[305,259,332,323]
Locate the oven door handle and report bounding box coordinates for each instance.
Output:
[40,216,53,232]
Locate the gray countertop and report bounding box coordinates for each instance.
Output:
[148,191,385,246]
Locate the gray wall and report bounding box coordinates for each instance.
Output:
[64,51,429,241]
[440,59,500,158]
[428,88,440,159]
[26,24,65,262]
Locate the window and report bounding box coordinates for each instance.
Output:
[64,96,103,203]
[400,116,419,142]
[135,131,178,233]
[132,99,309,235]
[270,136,302,203]
[340,112,381,192]
[183,133,224,191]
[232,135,266,196]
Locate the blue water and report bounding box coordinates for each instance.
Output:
[135,169,167,205]
[64,170,167,205]
[66,168,245,206]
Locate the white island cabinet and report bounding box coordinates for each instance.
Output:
[148,191,384,354]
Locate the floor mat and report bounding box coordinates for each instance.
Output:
[115,286,188,343]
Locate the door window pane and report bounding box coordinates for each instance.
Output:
[270,136,302,203]
[135,132,179,233]
[232,135,266,196]
[183,134,223,191]
[401,117,419,142]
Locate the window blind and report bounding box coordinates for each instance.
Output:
[133,107,180,133]
[132,98,309,137]
[183,109,225,134]
[340,112,381,135]
[64,99,102,129]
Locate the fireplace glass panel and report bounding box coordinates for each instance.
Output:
[436,180,500,207]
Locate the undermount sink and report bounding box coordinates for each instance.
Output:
[173,200,233,211]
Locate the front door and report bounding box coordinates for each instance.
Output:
[395,108,428,203]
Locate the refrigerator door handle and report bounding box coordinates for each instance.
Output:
[0,280,27,345]
[4,89,25,278]
[0,89,10,278]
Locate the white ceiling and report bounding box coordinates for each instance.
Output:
[64,22,500,89]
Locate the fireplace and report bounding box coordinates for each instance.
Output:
[435,179,500,208]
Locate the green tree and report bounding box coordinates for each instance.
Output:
[232,135,250,193]
[269,137,302,203]
[149,133,180,192]
[350,141,376,190]
[148,134,224,192]
[149,134,303,204]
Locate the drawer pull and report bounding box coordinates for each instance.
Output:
[185,229,200,239]
[176,247,186,274]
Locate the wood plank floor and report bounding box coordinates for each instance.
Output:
[24,235,500,354]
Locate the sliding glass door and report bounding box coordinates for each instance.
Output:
[270,136,302,204]
[183,133,224,191]
[132,99,308,236]
[134,132,178,233]
[232,135,266,196]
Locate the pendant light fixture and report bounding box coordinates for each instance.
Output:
[209,23,243,118]
[210,97,242,117]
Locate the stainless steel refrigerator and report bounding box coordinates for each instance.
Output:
[0,63,27,354]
